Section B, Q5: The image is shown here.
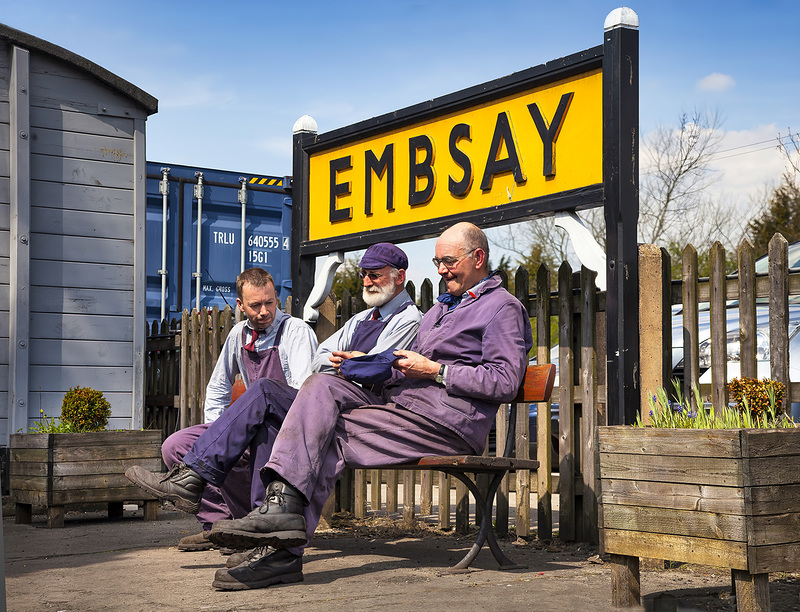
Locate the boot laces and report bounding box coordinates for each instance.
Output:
[259,484,286,512]
[159,463,185,483]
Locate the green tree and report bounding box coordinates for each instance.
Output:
[331,256,366,311]
[748,173,800,255]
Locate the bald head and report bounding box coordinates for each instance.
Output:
[435,222,491,296]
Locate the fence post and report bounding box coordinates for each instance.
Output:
[638,244,670,421]
[681,245,700,400]
[558,261,575,541]
[769,234,790,412]
[536,263,552,540]
[580,266,599,543]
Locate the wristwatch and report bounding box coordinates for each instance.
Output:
[434,364,446,385]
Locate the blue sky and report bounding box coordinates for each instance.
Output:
[2,1,799,287]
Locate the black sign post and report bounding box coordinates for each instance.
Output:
[603,12,640,425]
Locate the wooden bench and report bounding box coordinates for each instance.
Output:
[232,364,556,571]
[361,363,556,571]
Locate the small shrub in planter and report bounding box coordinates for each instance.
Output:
[28,386,112,433]
[60,386,112,432]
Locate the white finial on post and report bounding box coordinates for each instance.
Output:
[293,114,318,134]
[604,7,639,31]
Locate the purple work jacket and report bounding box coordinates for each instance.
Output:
[385,274,532,453]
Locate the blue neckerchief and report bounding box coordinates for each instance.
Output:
[437,274,494,311]
[437,292,462,310]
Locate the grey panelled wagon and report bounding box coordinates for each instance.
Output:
[0,23,158,451]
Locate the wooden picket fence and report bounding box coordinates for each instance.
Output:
[144,270,605,542]
[143,233,800,544]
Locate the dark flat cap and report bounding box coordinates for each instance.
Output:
[359,242,408,270]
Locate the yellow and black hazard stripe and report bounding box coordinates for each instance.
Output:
[248,177,283,187]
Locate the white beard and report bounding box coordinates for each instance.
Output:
[362,282,395,307]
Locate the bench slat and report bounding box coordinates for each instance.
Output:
[369,456,540,472]
[514,363,556,403]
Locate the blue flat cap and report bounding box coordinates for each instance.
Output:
[359,242,408,270]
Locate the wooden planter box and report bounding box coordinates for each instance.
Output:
[10,430,164,528]
[598,426,800,612]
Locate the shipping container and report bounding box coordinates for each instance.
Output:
[145,162,292,322]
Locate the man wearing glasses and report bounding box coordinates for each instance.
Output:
[313,242,420,375]
[128,222,531,591]
[126,243,421,547]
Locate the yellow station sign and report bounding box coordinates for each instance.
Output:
[308,69,602,242]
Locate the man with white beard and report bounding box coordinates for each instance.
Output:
[312,242,420,375]
[126,243,421,549]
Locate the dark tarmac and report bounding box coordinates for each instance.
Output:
[3,504,799,611]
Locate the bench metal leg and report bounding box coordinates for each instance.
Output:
[442,469,525,571]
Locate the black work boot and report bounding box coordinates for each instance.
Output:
[212,547,303,591]
[209,481,306,550]
[225,546,271,568]
[125,463,205,514]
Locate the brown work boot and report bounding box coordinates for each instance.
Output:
[125,463,205,514]
[209,481,306,550]
[212,547,303,590]
[178,531,216,552]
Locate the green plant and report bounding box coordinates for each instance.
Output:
[637,378,796,429]
[26,409,76,434]
[60,386,112,432]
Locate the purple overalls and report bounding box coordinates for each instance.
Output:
[262,274,533,544]
[179,307,411,527]
[161,319,288,529]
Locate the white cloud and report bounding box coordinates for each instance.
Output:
[696,72,736,92]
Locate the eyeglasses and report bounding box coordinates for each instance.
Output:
[358,270,384,280]
[432,248,477,268]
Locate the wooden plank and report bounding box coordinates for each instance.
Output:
[558,261,575,541]
[743,457,800,487]
[513,364,556,403]
[438,473,450,529]
[535,262,553,541]
[33,313,134,341]
[31,339,133,367]
[31,235,134,266]
[29,286,133,317]
[709,243,729,410]
[31,104,135,139]
[515,403,531,536]
[31,180,133,215]
[602,504,747,541]
[610,554,640,608]
[31,260,134,291]
[32,153,134,189]
[28,365,132,393]
[748,540,800,574]
[31,206,132,241]
[53,444,161,462]
[402,470,415,527]
[9,475,49,491]
[29,54,147,119]
[51,472,156,491]
[50,487,156,505]
[598,426,741,457]
[602,528,748,570]
[741,428,800,458]
[600,478,745,515]
[732,570,770,612]
[30,126,134,164]
[747,512,800,547]
[599,452,744,486]
[747,483,800,515]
